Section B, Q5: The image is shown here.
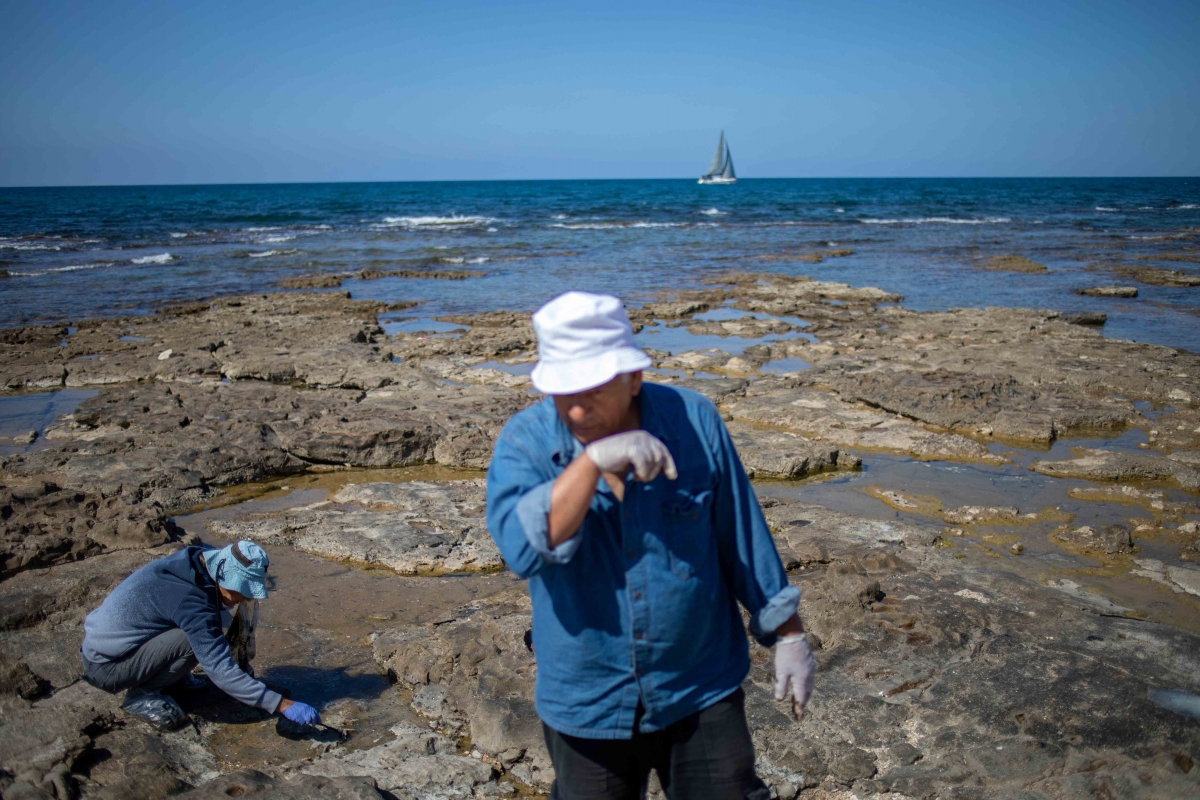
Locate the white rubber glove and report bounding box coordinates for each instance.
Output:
[585,430,678,482]
[774,633,817,720]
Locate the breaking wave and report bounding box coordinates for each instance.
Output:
[376,215,497,229]
[132,253,175,264]
[699,208,726,216]
[859,217,1012,225]
[439,256,490,265]
[246,249,299,258]
[550,221,686,230]
[7,262,115,277]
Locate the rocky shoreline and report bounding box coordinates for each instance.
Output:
[2,275,1198,799]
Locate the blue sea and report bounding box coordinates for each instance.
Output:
[2,178,1198,351]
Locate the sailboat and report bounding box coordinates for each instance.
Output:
[698,131,737,184]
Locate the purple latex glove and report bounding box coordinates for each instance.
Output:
[281,700,321,726]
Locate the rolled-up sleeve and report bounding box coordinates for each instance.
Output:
[703,405,799,647]
[515,480,584,565]
[486,416,582,578]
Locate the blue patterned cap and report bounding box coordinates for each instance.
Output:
[205,541,269,600]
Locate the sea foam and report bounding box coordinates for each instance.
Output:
[9,262,115,277]
[132,253,174,264]
[377,215,496,228]
[551,221,685,230]
[440,256,490,265]
[859,217,1012,225]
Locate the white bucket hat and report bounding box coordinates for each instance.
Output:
[530,291,651,395]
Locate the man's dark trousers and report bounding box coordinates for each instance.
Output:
[543,689,770,800]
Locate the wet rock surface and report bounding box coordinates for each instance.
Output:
[982,254,1047,273]
[371,588,550,790]
[1032,448,1200,491]
[208,481,501,575]
[1078,285,1139,298]
[2,278,1199,798]
[1119,266,1200,287]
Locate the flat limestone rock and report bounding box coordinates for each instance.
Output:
[1120,266,1200,287]
[681,316,796,339]
[1167,564,1200,597]
[207,481,501,575]
[1078,285,1138,298]
[817,364,1132,443]
[721,382,1004,464]
[726,421,860,479]
[942,506,1020,525]
[718,273,903,309]
[0,688,120,799]
[1,479,178,580]
[1031,448,1200,491]
[298,722,496,798]
[179,768,386,799]
[982,254,1047,273]
[4,378,532,511]
[1051,524,1134,555]
[372,589,552,789]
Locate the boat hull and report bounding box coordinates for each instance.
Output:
[698,177,737,184]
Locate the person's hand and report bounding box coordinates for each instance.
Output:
[281,700,321,726]
[585,431,678,482]
[774,633,816,720]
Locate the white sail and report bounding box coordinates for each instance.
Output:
[704,131,727,178]
[721,143,736,180]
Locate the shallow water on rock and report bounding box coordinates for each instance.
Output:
[760,356,813,374]
[635,319,814,355]
[0,387,96,454]
[174,482,520,772]
[758,426,1200,633]
[693,306,813,330]
[380,316,465,337]
[473,359,535,376]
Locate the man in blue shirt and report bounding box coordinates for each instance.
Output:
[81,540,322,731]
[487,292,816,800]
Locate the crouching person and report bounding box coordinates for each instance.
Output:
[80,540,321,731]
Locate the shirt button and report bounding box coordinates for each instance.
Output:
[627,550,635,558]
[633,591,642,600]
[635,631,644,639]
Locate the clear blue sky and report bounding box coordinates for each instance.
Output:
[1,0,1197,185]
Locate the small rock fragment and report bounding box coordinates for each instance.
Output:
[1077,285,1138,298]
[1051,524,1133,555]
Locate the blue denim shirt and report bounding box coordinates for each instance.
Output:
[486,382,799,739]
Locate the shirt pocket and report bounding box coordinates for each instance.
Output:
[662,486,714,580]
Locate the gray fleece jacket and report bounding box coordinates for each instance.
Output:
[81,546,281,712]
